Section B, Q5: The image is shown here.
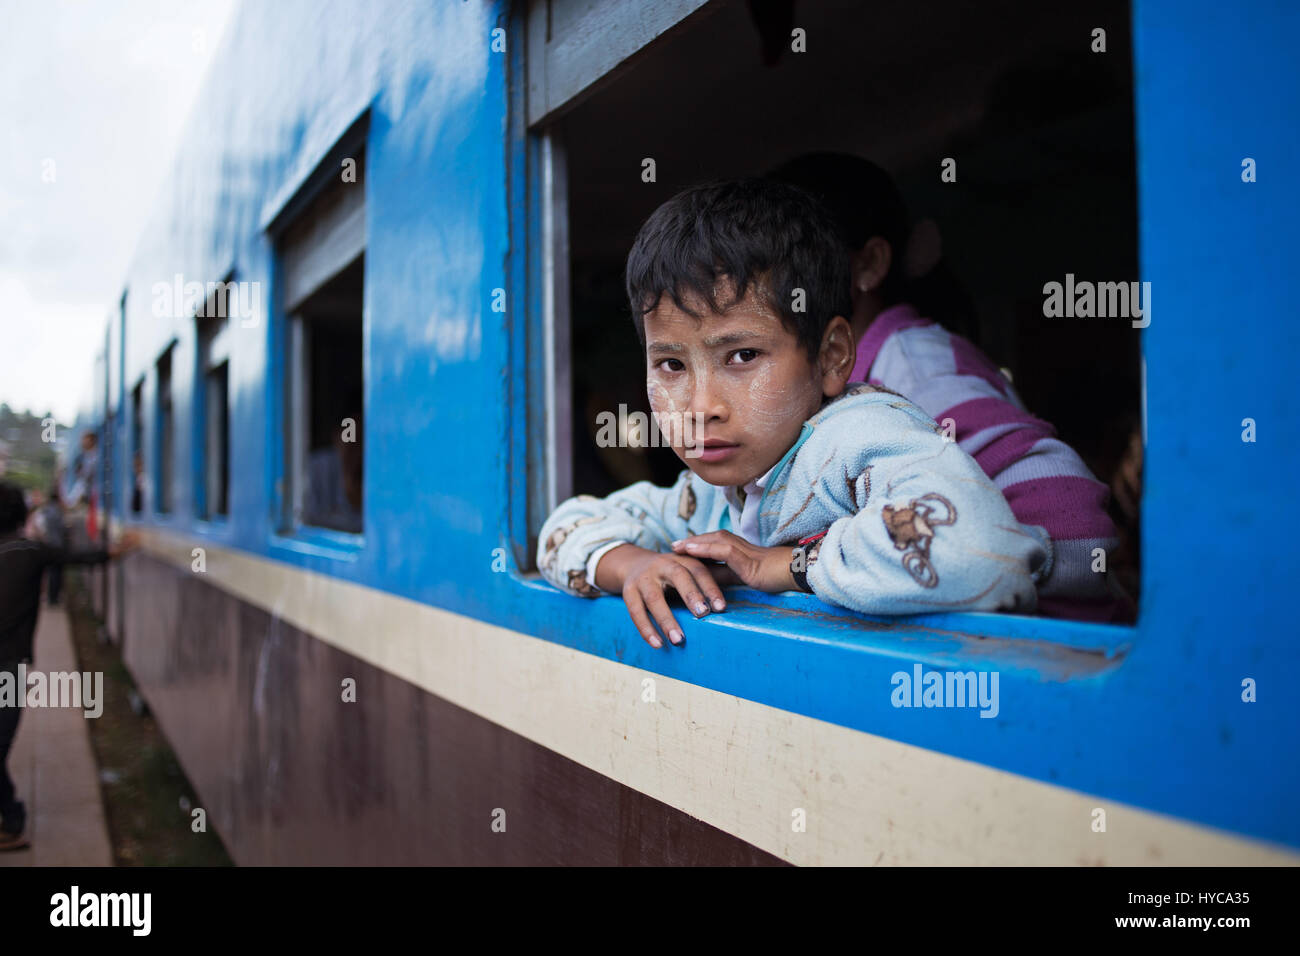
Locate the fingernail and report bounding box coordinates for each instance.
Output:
[650,636,662,648]
[671,540,683,547]
[712,598,725,611]
[670,629,683,645]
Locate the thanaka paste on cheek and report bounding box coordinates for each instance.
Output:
[743,363,794,428]
[647,377,690,449]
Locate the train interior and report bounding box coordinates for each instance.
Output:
[555,0,1142,607]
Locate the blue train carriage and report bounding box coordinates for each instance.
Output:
[89,0,1299,865]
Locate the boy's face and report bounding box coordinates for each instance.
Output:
[644,280,852,488]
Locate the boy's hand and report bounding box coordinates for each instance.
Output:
[597,544,728,649]
[670,531,797,595]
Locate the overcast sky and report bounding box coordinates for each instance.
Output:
[0,0,236,423]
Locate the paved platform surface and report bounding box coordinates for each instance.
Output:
[1,606,113,867]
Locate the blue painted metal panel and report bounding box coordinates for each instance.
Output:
[94,0,1299,852]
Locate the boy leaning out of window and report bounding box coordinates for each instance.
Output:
[537,179,1052,649]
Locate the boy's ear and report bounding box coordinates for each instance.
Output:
[818,314,855,396]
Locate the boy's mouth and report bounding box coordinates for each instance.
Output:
[691,439,740,463]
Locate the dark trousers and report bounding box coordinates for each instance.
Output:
[47,564,63,605]
[0,695,22,835]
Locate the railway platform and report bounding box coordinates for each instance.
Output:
[0,607,112,867]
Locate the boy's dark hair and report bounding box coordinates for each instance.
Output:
[0,480,28,535]
[625,178,851,360]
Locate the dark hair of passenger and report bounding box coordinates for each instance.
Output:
[766,152,981,345]
[0,480,28,535]
[767,153,910,303]
[624,178,852,361]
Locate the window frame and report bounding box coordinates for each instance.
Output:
[524,0,714,127]
[194,276,234,524]
[264,112,370,559]
[509,0,1141,652]
[129,377,145,515]
[153,342,176,517]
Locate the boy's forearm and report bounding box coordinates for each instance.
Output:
[537,472,695,597]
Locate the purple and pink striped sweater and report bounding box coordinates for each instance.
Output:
[852,304,1123,622]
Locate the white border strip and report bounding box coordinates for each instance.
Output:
[142,530,1298,865]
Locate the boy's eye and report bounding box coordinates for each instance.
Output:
[727,349,761,365]
[655,358,685,373]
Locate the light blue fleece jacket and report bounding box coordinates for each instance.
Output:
[537,384,1053,615]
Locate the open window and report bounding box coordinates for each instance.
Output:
[154,345,174,516]
[273,142,366,539]
[195,281,232,521]
[526,0,1141,623]
[130,379,144,514]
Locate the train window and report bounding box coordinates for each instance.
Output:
[154,345,174,516]
[276,150,366,537]
[524,0,713,127]
[130,379,143,514]
[532,0,1140,623]
[195,284,232,520]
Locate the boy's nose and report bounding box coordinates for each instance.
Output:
[688,382,728,421]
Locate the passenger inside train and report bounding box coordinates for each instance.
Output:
[304,405,364,534]
[537,179,1054,649]
[768,153,1128,623]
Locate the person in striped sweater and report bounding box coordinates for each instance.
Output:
[769,153,1128,623]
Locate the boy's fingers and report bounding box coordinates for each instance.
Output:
[623,589,664,649]
[673,531,731,551]
[666,563,711,616]
[677,538,727,562]
[679,538,755,583]
[713,538,747,565]
[640,583,684,646]
[680,558,727,610]
[708,564,743,587]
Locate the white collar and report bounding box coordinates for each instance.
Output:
[726,462,778,511]
[747,462,777,496]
